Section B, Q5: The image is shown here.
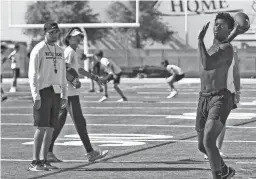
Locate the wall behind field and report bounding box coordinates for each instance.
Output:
[2,48,256,78]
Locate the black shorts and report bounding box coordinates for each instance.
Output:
[33,86,61,127]
[113,72,122,84]
[174,73,185,82]
[195,88,234,132]
[92,62,101,75]
[12,68,20,78]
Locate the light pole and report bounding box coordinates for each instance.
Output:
[184,0,189,46]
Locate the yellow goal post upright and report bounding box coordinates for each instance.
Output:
[8,0,140,72]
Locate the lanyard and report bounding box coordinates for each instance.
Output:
[44,41,57,74]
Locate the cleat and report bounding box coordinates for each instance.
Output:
[41,160,58,169]
[117,97,127,102]
[28,160,49,172]
[220,151,227,158]
[86,150,108,162]
[1,95,8,102]
[167,91,178,99]
[9,86,16,93]
[96,88,104,93]
[222,167,235,179]
[47,152,62,162]
[204,152,226,160]
[88,89,95,93]
[98,96,108,102]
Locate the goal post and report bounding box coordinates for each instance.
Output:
[8,0,140,73]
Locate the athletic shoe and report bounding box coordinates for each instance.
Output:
[9,86,16,93]
[204,152,227,160]
[98,96,108,102]
[117,97,128,102]
[47,152,62,162]
[41,160,58,169]
[88,89,95,93]
[28,160,49,171]
[96,88,104,93]
[167,91,178,99]
[222,167,235,179]
[220,151,227,158]
[86,150,108,162]
[1,95,7,102]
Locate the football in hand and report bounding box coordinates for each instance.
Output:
[234,12,250,34]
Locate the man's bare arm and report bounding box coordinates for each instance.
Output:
[198,40,233,70]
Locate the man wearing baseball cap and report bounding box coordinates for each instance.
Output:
[28,21,67,171]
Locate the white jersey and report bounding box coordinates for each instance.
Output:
[166,65,183,75]
[28,41,67,101]
[64,46,80,97]
[100,57,122,74]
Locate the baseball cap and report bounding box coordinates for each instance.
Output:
[44,21,60,32]
[70,29,83,36]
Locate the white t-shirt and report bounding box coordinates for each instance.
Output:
[100,57,122,74]
[28,41,67,100]
[166,65,183,75]
[9,50,21,69]
[64,46,80,97]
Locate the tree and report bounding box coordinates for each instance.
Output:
[24,1,107,43]
[106,1,174,48]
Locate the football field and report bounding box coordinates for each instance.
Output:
[1,78,256,179]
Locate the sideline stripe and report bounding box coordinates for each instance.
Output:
[1,123,256,129]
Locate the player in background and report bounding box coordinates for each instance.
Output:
[88,56,103,93]
[1,44,8,101]
[95,50,127,102]
[48,27,108,162]
[161,60,185,99]
[8,43,21,93]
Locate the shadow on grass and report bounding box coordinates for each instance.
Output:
[27,135,198,179]
[68,167,209,172]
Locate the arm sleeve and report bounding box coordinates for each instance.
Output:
[28,49,40,101]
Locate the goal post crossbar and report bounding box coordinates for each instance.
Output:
[8,23,140,29]
[8,0,140,29]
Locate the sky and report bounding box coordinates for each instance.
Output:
[1,0,255,48]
